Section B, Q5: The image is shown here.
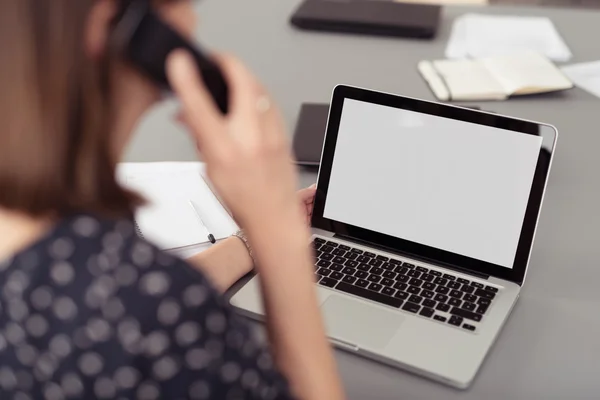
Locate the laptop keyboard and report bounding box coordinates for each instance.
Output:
[312,237,499,332]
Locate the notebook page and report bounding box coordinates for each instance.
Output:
[432,59,508,101]
[481,52,573,95]
[561,61,600,99]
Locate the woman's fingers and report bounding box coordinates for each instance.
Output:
[213,54,262,121]
[166,50,229,156]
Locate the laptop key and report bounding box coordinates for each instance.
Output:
[395,266,409,275]
[313,242,322,251]
[321,245,335,253]
[407,270,421,278]
[381,278,394,287]
[315,250,323,259]
[421,274,435,282]
[357,263,370,272]
[318,277,337,288]
[448,298,462,307]
[450,307,482,322]
[419,307,435,318]
[332,248,346,256]
[463,294,477,303]
[457,278,470,284]
[416,266,428,273]
[434,277,448,286]
[364,251,376,258]
[342,267,355,275]
[332,256,345,264]
[404,263,415,269]
[344,260,359,268]
[434,294,448,303]
[478,298,491,306]
[382,262,395,271]
[435,286,450,295]
[461,284,475,294]
[393,282,408,291]
[408,295,423,304]
[476,304,489,315]
[342,275,357,284]
[381,287,395,297]
[317,268,331,277]
[396,275,410,283]
[422,282,436,291]
[355,270,368,279]
[351,248,363,254]
[328,272,343,280]
[357,255,371,263]
[475,289,496,300]
[433,315,446,322]
[356,279,369,288]
[471,282,484,289]
[436,303,450,312]
[369,259,383,267]
[371,267,384,275]
[321,253,334,261]
[395,291,409,300]
[335,282,403,308]
[368,283,383,292]
[402,302,420,313]
[367,274,381,283]
[339,244,351,251]
[447,281,461,290]
[462,324,476,332]
[330,263,343,272]
[376,255,389,261]
[429,270,442,276]
[345,252,358,260]
[443,274,456,280]
[423,299,436,308]
[408,278,423,287]
[314,238,326,244]
[383,271,396,279]
[462,302,476,311]
[407,286,420,294]
[325,241,338,248]
[317,260,331,268]
[421,290,434,299]
[449,290,463,298]
[448,316,463,326]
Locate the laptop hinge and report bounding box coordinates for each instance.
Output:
[333,234,490,280]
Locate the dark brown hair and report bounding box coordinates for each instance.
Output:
[0,0,141,218]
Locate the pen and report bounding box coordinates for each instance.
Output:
[188,200,216,244]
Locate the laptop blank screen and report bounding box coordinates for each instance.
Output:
[322,99,542,269]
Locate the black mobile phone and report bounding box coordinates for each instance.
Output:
[112,0,229,114]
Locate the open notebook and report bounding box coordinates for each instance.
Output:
[419,52,573,101]
[117,162,238,251]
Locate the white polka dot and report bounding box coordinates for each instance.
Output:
[241,369,260,390]
[97,252,118,272]
[94,376,116,398]
[43,381,64,400]
[0,366,17,390]
[157,298,180,326]
[34,352,58,381]
[49,334,72,358]
[15,370,33,391]
[140,272,170,296]
[78,352,104,376]
[118,318,142,354]
[16,344,37,366]
[31,286,54,311]
[73,216,99,237]
[0,333,6,352]
[25,314,49,338]
[61,373,84,397]
[143,331,170,358]
[5,322,26,345]
[152,355,179,381]
[49,238,75,260]
[189,380,210,399]
[115,264,138,287]
[175,321,201,347]
[102,231,125,252]
[220,362,241,383]
[185,348,210,370]
[182,285,207,308]
[5,270,30,296]
[101,297,125,321]
[206,312,227,334]
[85,318,112,343]
[131,242,154,268]
[73,327,93,350]
[86,256,103,277]
[50,261,75,286]
[114,366,139,389]
[257,352,273,371]
[53,296,78,321]
[7,299,29,322]
[85,275,116,308]
[136,381,160,400]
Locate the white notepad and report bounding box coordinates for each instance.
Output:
[419,52,573,101]
[117,163,238,250]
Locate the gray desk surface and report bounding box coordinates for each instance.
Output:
[125,1,600,399]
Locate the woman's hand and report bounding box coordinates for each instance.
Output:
[298,184,316,225]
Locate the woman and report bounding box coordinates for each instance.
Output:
[0,0,344,399]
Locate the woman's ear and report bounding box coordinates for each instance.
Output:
[84,0,119,60]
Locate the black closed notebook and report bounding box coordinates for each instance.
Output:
[290,0,441,39]
[292,103,330,166]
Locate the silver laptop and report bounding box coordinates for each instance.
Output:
[231,85,556,389]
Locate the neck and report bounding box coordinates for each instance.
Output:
[0,209,54,261]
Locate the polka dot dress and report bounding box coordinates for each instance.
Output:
[0,215,294,399]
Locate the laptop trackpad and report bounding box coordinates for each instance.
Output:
[321,296,404,350]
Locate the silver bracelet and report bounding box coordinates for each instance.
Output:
[232,229,255,266]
